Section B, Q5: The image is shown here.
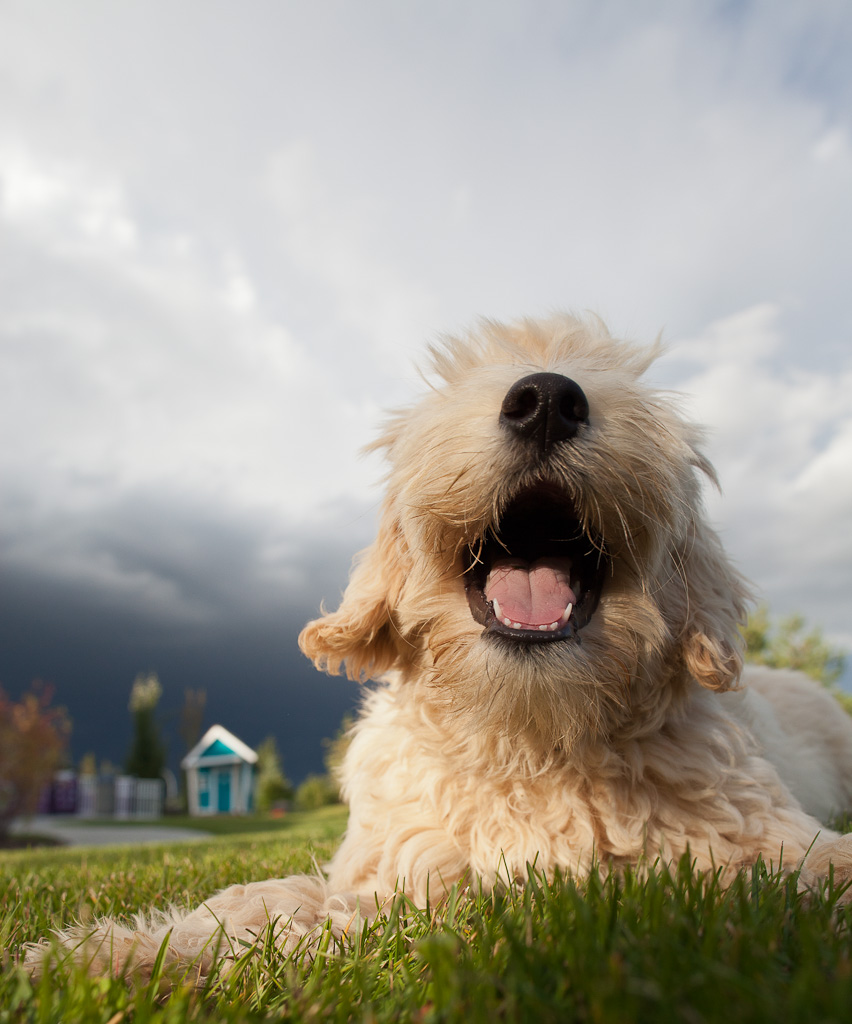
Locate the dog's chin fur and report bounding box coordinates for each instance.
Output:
[28,313,852,984]
[419,598,666,763]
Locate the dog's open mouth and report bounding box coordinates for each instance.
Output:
[464,485,607,644]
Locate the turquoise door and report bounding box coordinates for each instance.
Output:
[217,771,231,813]
[198,768,210,810]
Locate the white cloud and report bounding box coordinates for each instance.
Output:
[221,255,257,314]
[0,143,386,537]
[0,1,851,666]
[812,125,851,163]
[662,305,852,654]
[0,146,138,253]
[263,140,439,368]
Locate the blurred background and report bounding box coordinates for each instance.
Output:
[1,0,850,784]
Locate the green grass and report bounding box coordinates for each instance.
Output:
[60,811,332,836]
[2,806,852,1022]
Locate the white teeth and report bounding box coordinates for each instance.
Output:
[491,600,574,632]
[492,598,512,628]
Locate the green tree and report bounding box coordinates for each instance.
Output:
[743,606,850,712]
[125,672,166,779]
[0,683,70,839]
[255,735,292,812]
[294,713,355,810]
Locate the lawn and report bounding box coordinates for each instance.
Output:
[2,806,852,1022]
[59,811,336,836]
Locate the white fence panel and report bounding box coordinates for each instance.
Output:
[134,779,164,818]
[77,776,98,818]
[114,775,135,819]
[74,775,165,818]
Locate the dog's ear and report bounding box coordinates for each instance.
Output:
[298,502,410,681]
[674,523,750,692]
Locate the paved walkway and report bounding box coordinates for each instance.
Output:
[9,816,212,847]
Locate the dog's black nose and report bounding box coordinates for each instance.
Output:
[500,372,589,451]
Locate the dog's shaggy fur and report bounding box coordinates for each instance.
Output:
[29,314,852,979]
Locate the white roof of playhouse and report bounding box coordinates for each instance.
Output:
[181,724,259,770]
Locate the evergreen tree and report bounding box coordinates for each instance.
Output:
[125,672,166,779]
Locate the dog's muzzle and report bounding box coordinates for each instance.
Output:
[464,485,607,644]
[464,373,605,645]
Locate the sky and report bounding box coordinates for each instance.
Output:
[1,0,851,781]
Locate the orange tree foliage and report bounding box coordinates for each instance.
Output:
[0,684,70,837]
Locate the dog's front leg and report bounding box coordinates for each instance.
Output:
[797,832,852,899]
[26,873,367,984]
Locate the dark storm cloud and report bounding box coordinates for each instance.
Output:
[0,496,376,781]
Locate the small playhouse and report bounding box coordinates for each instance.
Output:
[182,724,258,816]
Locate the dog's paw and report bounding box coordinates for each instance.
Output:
[798,833,852,901]
[23,918,191,987]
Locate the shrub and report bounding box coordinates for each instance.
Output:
[294,773,339,811]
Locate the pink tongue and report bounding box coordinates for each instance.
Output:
[484,557,577,628]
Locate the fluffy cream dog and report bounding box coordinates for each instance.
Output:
[32,314,852,978]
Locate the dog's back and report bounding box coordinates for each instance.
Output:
[724,666,852,823]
